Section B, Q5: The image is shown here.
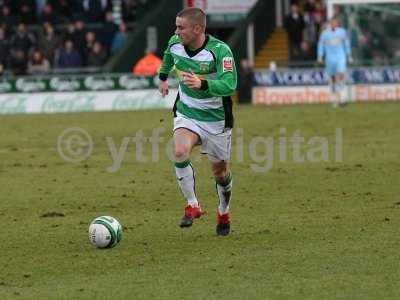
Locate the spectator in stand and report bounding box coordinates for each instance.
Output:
[37,22,60,65]
[0,0,12,6]
[16,0,37,24]
[83,0,109,23]
[10,22,36,55]
[0,5,17,32]
[63,22,75,42]
[111,22,128,55]
[54,39,83,69]
[122,0,139,22]
[35,0,47,18]
[0,26,9,71]
[48,0,72,22]
[83,31,97,64]
[27,49,50,74]
[8,48,28,75]
[284,3,305,61]
[39,3,61,25]
[100,11,118,54]
[313,1,326,34]
[303,0,317,47]
[132,48,162,76]
[87,41,107,67]
[304,0,316,14]
[303,0,326,53]
[71,19,87,59]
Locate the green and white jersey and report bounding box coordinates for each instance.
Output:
[159,34,237,134]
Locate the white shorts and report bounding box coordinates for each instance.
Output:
[173,115,232,162]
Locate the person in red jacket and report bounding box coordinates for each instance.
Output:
[132,48,162,76]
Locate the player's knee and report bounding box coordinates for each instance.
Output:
[174,145,190,161]
[212,165,228,179]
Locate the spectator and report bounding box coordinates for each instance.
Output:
[304,0,316,14]
[35,0,47,19]
[0,0,13,6]
[63,22,75,42]
[68,0,86,21]
[284,4,305,61]
[111,22,128,55]
[99,11,118,53]
[132,48,162,76]
[87,41,107,67]
[303,0,326,49]
[37,22,60,65]
[27,49,50,74]
[83,0,109,23]
[0,6,18,31]
[71,19,87,58]
[122,0,139,22]
[17,0,37,24]
[10,22,36,54]
[83,31,97,64]
[0,27,9,69]
[313,1,326,33]
[54,39,83,69]
[237,59,254,103]
[39,3,61,24]
[8,49,28,75]
[48,0,72,22]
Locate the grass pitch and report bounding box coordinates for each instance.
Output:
[0,102,399,299]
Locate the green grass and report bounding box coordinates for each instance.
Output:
[0,102,399,299]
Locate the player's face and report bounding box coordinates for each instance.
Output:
[330,19,339,29]
[175,16,197,46]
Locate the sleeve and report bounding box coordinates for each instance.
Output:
[158,35,176,81]
[317,32,325,60]
[203,44,237,97]
[343,30,352,57]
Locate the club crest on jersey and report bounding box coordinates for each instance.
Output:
[199,62,209,73]
[223,57,233,72]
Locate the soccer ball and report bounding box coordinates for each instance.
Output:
[88,216,122,248]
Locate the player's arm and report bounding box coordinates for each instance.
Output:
[182,45,237,96]
[343,29,353,63]
[158,35,177,97]
[159,36,176,79]
[317,32,325,63]
[201,45,237,96]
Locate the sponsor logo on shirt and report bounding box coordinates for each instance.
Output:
[199,62,209,73]
[223,57,233,72]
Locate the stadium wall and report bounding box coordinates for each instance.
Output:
[252,67,400,105]
[0,74,178,114]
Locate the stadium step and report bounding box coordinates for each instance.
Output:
[254,27,289,69]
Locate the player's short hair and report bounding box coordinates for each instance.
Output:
[177,7,206,29]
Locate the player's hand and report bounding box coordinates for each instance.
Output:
[159,80,169,97]
[317,57,323,65]
[182,71,201,89]
[348,57,354,65]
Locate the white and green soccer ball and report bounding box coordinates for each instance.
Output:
[88,216,122,248]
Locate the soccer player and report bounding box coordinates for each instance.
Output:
[158,7,237,236]
[317,17,352,107]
